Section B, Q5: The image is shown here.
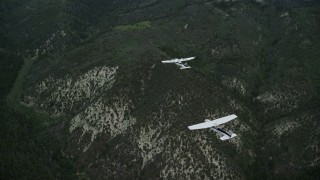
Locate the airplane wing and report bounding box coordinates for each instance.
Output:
[188,114,237,130]
[162,57,195,63]
[162,59,178,63]
[179,57,195,62]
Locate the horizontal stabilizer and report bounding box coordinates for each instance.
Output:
[220,133,237,141]
[180,66,191,69]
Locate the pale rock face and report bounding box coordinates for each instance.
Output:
[273,120,300,136]
[39,32,56,56]
[222,77,246,95]
[24,66,118,115]
[280,12,289,18]
[70,95,135,152]
[256,84,307,115]
[308,142,320,167]
[272,114,313,137]
[137,123,168,169]
[61,30,66,37]
[211,44,240,58]
[132,91,242,179]
[24,66,121,151]
[40,29,67,56]
[227,96,243,111]
[160,133,240,180]
[32,49,39,59]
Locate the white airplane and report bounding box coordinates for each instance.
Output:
[188,114,237,141]
[161,57,195,69]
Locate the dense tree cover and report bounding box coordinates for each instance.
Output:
[0,50,77,179]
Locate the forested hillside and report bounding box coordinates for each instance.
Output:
[1,0,320,179]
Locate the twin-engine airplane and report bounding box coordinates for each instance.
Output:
[161,57,195,69]
[188,114,237,141]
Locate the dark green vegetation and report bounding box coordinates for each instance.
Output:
[1,0,320,179]
[115,21,151,31]
[0,48,77,178]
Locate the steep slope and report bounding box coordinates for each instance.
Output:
[253,6,320,179]
[0,50,78,179]
[21,1,263,179]
[4,0,88,58]
[2,0,320,179]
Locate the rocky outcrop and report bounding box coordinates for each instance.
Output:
[70,95,135,152]
[24,66,118,115]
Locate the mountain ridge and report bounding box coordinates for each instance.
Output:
[1,0,320,179]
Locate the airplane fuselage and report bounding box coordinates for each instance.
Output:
[210,127,231,137]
